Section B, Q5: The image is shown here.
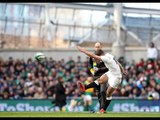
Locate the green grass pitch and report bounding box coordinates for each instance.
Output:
[0,112,160,117]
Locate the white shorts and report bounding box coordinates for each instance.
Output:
[105,71,122,88]
[83,95,92,101]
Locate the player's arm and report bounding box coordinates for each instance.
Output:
[77,46,101,61]
[89,57,95,75]
[89,57,93,68]
[117,62,127,76]
[113,58,127,76]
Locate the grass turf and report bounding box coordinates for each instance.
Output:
[0,112,160,117]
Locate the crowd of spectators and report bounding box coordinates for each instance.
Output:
[113,57,160,100]
[0,56,89,100]
[0,54,159,100]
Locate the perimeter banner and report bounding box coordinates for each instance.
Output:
[0,99,159,112]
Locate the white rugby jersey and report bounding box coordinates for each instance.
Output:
[100,53,122,77]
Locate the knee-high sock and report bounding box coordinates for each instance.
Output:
[85,80,99,89]
[88,104,94,111]
[100,91,106,109]
[84,105,88,111]
[104,96,112,110]
[99,83,107,110]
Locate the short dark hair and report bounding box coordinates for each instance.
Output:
[149,42,154,48]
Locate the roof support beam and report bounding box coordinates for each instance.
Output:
[16,3,160,15]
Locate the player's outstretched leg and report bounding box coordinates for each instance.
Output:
[77,80,99,92]
[78,74,108,93]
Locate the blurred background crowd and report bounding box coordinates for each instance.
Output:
[0,54,159,100]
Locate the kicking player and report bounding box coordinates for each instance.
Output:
[77,46,127,113]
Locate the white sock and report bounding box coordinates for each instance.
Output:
[94,80,99,85]
[106,96,112,100]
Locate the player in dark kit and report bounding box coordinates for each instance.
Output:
[88,42,109,113]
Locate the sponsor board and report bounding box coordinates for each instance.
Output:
[0,99,159,112]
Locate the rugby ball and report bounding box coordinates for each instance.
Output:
[34,52,45,62]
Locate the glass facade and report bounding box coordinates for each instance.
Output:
[0,3,160,48]
[0,3,109,48]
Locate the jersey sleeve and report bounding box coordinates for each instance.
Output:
[100,54,112,63]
